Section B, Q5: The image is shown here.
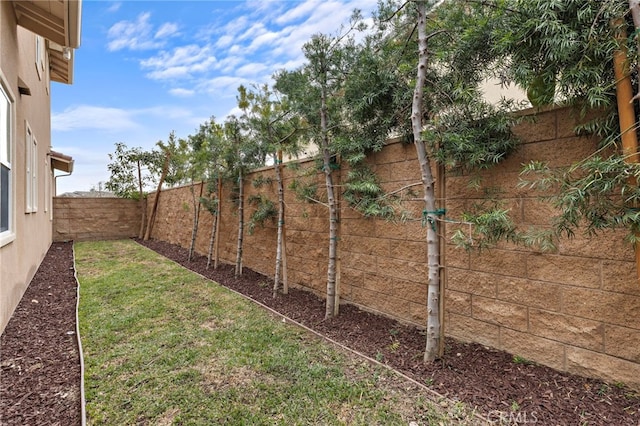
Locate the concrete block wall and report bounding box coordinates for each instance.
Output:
[139,106,640,388]
[444,107,640,387]
[53,197,143,242]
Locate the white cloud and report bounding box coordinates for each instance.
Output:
[107,12,178,52]
[106,2,122,13]
[275,0,320,25]
[235,62,269,78]
[155,22,179,39]
[199,76,250,97]
[169,88,195,97]
[245,30,280,54]
[216,56,244,74]
[141,44,217,80]
[52,106,139,132]
[215,35,234,49]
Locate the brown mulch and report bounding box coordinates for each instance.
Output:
[2,239,640,425]
[1,242,81,426]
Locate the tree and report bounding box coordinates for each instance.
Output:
[193,117,226,270]
[225,86,265,276]
[494,1,640,258]
[276,15,365,319]
[184,133,209,261]
[242,83,305,297]
[144,131,185,241]
[105,142,159,238]
[371,0,522,361]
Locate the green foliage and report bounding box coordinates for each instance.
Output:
[247,195,277,235]
[199,196,218,216]
[251,175,273,188]
[288,178,319,203]
[343,166,395,219]
[451,203,520,251]
[520,152,640,245]
[105,142,159,199]
[494,0,627,137]
[426,100,522,172]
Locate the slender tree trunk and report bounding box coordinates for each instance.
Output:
[137,159,146,239]
[235,170,244,277]
[614,10,640,283]
[273,150,286,297]
[321,87,339,319]
[144,152,170,241]
[188,181,204,261]
[412,1,441,362]
[206,183,219,269]
[214,176,222,269]
[206,210,217,269]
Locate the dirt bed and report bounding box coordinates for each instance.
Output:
[1,239,639,425]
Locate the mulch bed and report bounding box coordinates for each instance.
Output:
[2,239,640,425]
[1,242,81,426]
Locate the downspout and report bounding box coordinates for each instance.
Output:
[612,17,640,282]
[54,170,72,195]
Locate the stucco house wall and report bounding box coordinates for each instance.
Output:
[0,1,80,333]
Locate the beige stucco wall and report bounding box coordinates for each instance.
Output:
[144,106,640,388]
[0,3,57,333]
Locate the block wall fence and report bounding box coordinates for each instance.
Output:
[53,197,143,242]
[54,106,640,388]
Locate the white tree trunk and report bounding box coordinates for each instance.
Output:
[188,182,203,261]
[321,87,339,319]
[273,151,287,297]
[235,170,244,277]
[137,159,146,239]
[206,196,217,270]
[412,1,441,362]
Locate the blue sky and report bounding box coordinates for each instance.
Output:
[51,0,378,194]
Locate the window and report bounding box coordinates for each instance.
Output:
[35,36,44,80]
[0,76,14,245]
[25,124,37,213]
[45,157,50,217]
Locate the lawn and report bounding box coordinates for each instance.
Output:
[76,240,474,425]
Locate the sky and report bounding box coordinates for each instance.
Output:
[51,0,379,195]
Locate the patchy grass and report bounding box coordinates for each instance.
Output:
[76,240,477,425]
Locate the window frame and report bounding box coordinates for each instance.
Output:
[0,71,15,247]
[25,122,38,213]
[35,36,44,81]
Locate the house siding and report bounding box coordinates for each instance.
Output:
[0,2,56,333]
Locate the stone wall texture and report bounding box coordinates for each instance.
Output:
[53,197,143,242]
[60,106,640,388]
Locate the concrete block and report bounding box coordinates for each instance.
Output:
[447,312,501,348]
[447,268,498,297]
[527,253,601,288]
[500,328,566,371]
[472,296,529,331]
[497,277,561,311]
[529,308,604,351]
[605,324,640,363]
[566,346,640,389]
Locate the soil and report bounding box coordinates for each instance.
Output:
[1,242,81,426]
[2,239,640,425]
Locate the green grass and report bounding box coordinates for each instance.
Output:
[76,240,475,425]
